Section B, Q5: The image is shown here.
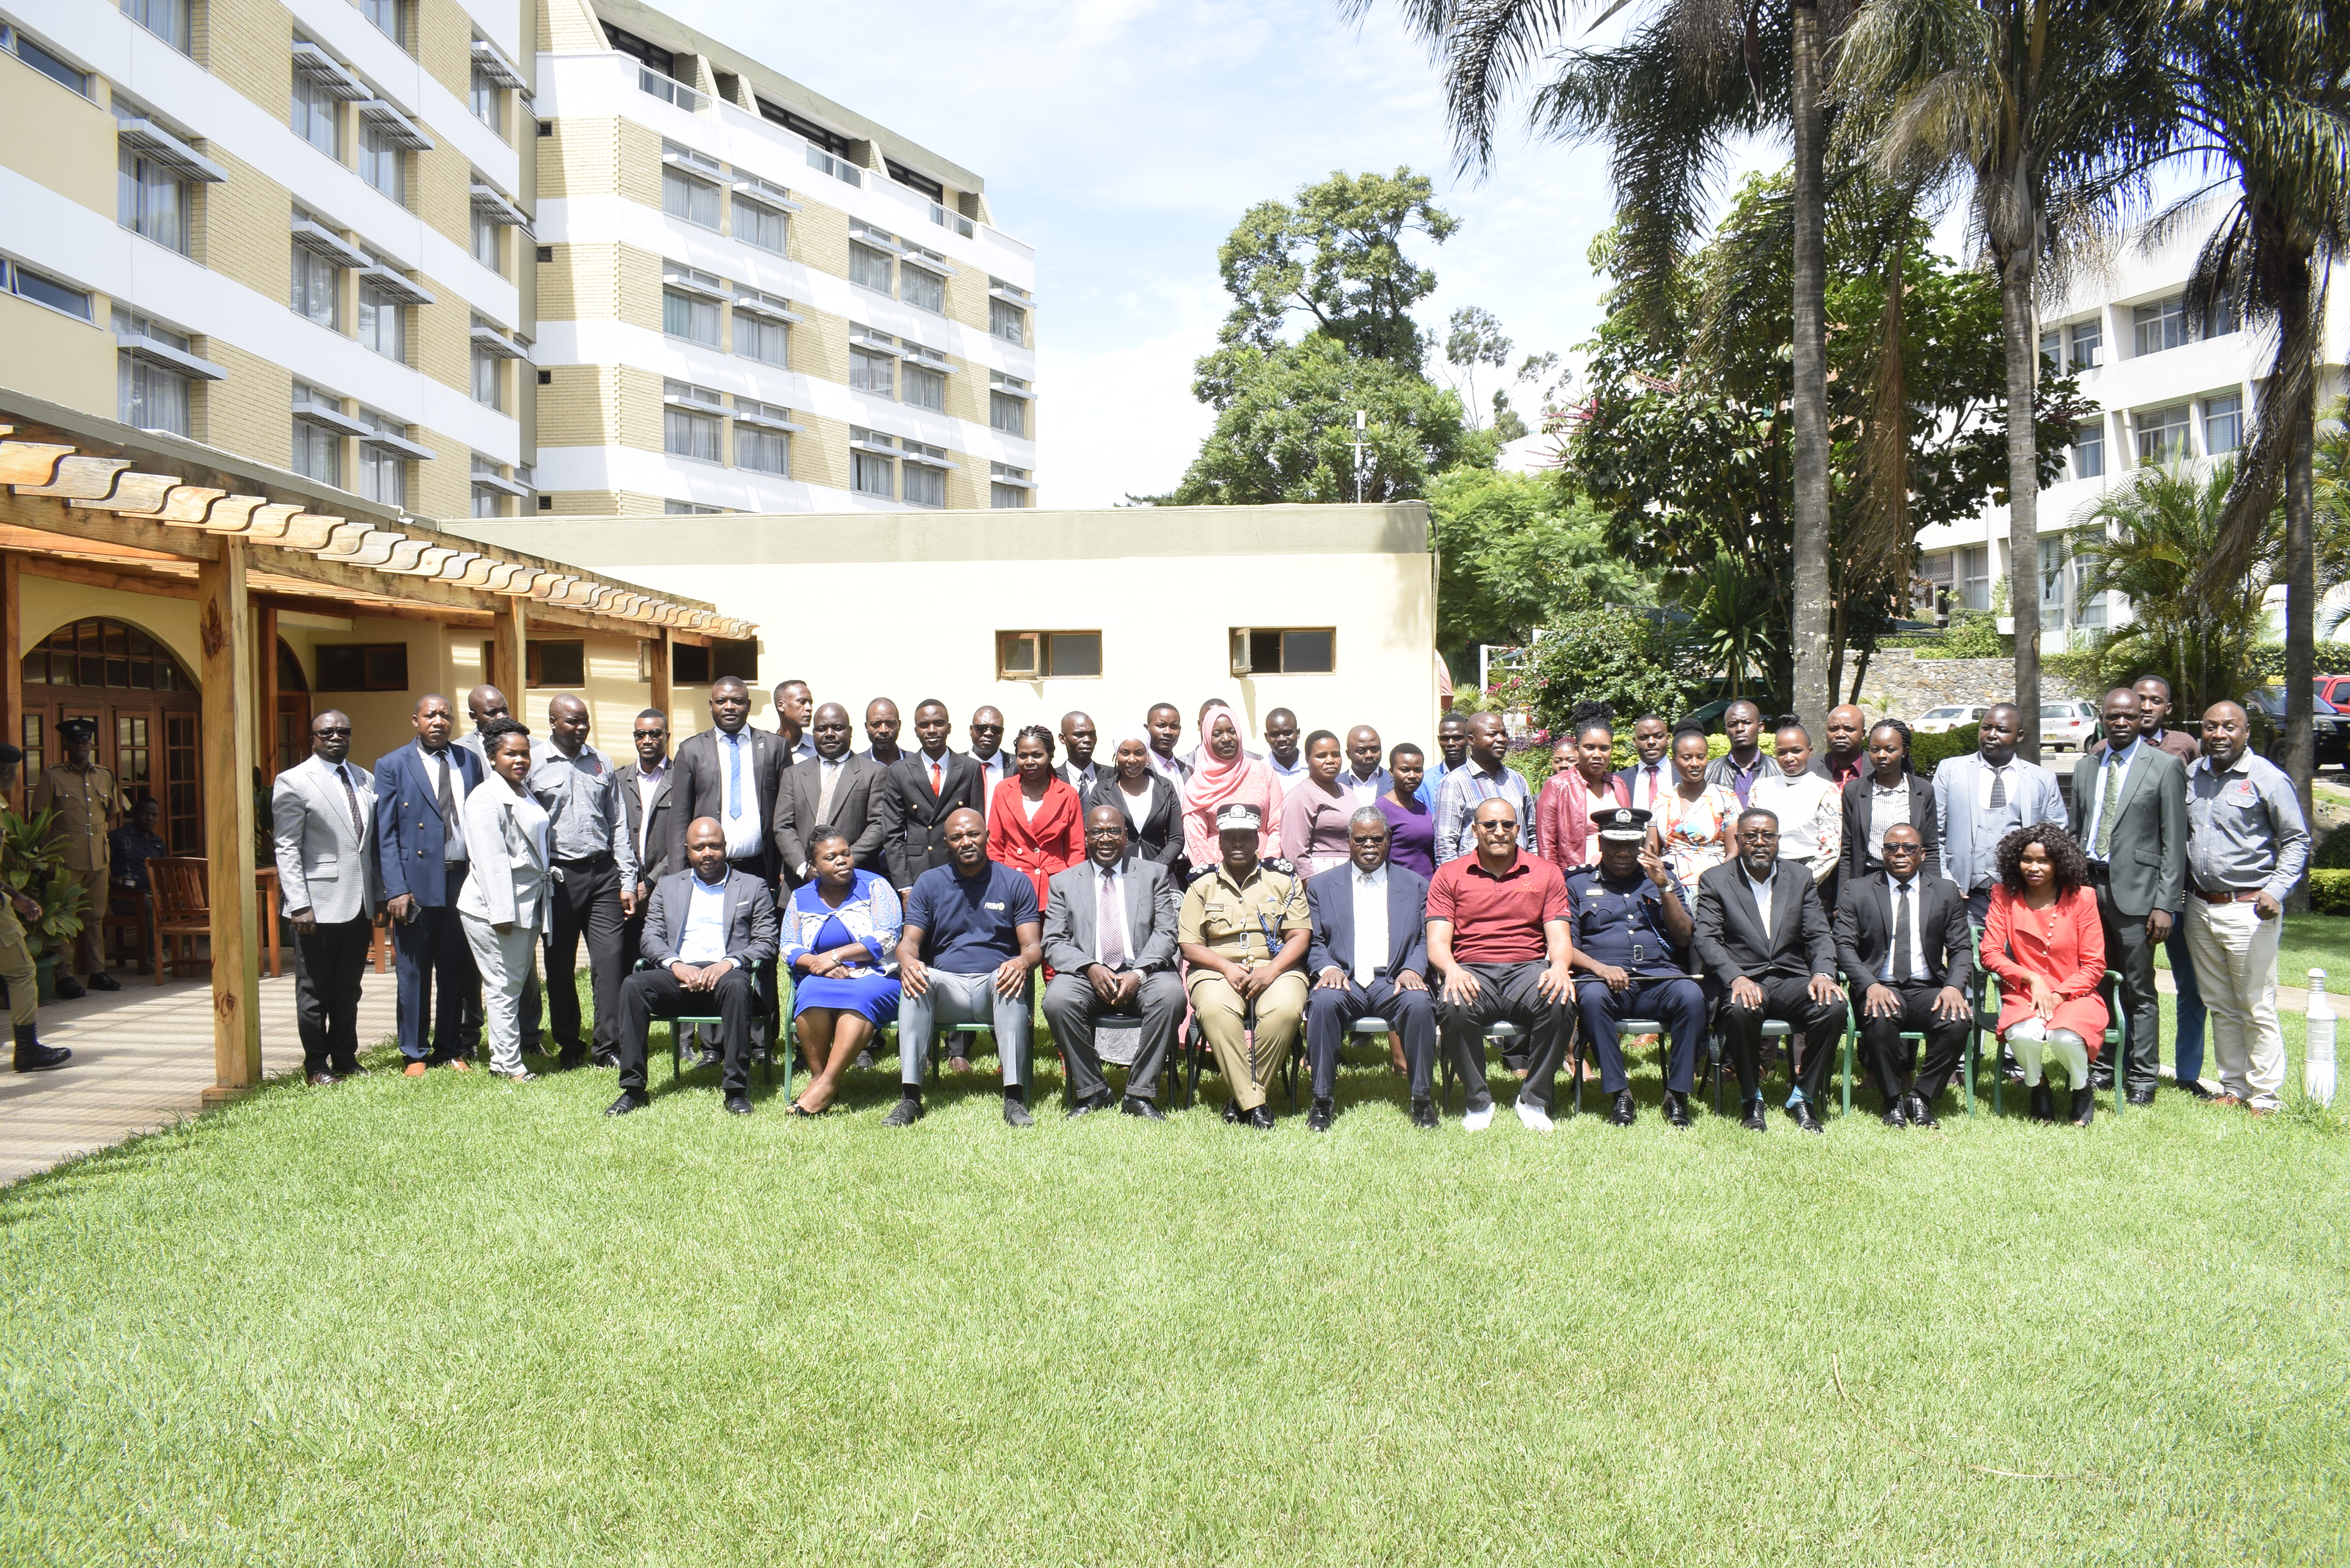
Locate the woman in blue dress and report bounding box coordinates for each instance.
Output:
[782,828,902,1115]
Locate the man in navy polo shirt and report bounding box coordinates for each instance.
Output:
[889,806,1042,1127]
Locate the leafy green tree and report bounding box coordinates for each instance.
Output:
[1169,339,1493,506]
[1526,608,1712,732]
[1426,467,1649,671]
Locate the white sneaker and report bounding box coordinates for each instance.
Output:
[1461,1105,1495,1132]
[1515,1099,1554,1133]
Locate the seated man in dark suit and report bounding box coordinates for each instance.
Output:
[1304,808,1435,1131]
[1832,823,1974,1127]
[1692,808,1849,1133]
[1041,805,1184,1121]
[1566,807,1708,1128]
[608,816,779,1118]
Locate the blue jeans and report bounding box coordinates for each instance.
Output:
[2168,918,2207,1085]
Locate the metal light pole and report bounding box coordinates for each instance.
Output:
[1351,409,1368,504]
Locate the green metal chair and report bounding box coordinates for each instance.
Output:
[1969,923,2128,1118]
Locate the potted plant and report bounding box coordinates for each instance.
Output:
[2,808,90,1004]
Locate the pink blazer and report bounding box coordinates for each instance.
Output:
[1535,772,1630,876]
[1980,884,2110,1048]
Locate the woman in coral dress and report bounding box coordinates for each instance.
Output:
[987,724,1084,911]
[1980,822,2109,1125]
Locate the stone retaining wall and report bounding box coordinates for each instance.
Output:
[1849,648,2095,723]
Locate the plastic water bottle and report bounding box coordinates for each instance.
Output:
[2307,970,2336,1108]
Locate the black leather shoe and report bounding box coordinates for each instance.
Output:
[1788,1102,1824,1134]
[2126,1087,2155,1107]
[51,975,86,1000]
[2029,1083,2056,1122]
[85,971,121,993]
[1121,1095,1166,1121]
[1306,1098,1335,1132]
[2177,1077,2216,1100]
[589,1049,619,1069]
[1662,1091,1691,1128]
[1608,1089,1637,1127]
[1247,1104,1276,1131]
[882,1096,924,1127]
[2071,1087,2095,1126]
[557,1047,586,1072]
[694,1048,722,1070]
[1904,1094,1939,1129]
[13,1026,69,1073]
[1003,1097,1034,1127]
[1222,1098,1242,1124]
[307,1070,337,1087]
[1741,1100,1769,1133]
[604,1090,649,1116]
[724,1093,753,1116]
[1066,1089,1114,1118]
[2091,1063,2115,1091]
[853,1049,877,1071]
[1410,1098,1439,1129]
[1880,1100,1906,1128]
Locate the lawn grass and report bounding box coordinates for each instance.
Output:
[4,996,2348,1565]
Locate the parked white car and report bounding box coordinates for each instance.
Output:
[2041,699,2100,752]
[1912,704,1989,735]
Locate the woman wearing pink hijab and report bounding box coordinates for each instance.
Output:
[1180,703,1282,870]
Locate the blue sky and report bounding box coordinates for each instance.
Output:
[658,0,1788,504]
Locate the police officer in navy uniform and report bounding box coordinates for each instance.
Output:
[1565,807,1707,1127]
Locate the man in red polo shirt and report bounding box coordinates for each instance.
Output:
[1425,796,1576,1132]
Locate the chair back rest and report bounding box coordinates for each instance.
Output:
[149,858,210,926]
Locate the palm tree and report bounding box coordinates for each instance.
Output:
[2159,0,2349,836]
[2070,459,2280,720]
[1836,0,2172,761]
[1346,0,1841,735]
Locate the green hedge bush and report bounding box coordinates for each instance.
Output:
[2312,827,2350,871]
[1909,723,1980,778]
[2312,870,2350,917]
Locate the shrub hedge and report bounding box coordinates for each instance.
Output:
[2312,870,2350,917]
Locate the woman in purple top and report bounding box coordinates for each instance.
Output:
[1375,741,1437,879]
[1280,730,1355,877]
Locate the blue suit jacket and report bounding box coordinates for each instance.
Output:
[373,741,485,906]
[1305,862,1431,982]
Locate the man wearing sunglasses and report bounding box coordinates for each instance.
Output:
[273,710,384,1083]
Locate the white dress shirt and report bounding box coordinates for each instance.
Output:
[632,760,666,862]
[1340,769,1386,811]
[1976,757,2021,810]
[1626,760,1669,813]
[1350,863,1389,988]
[972,749,1009,809]
[2081,736,2139,857]
[1741,861,1775,936]
[713,730,763,861]
[1881,875,1930,982]
[673,873,730,964]
[1266,753,1310,788]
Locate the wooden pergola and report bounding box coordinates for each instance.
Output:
[0,393,755,1101]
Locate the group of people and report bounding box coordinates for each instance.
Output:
[14,666,2310,1136]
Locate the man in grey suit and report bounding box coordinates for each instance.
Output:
[773,702,887,885]
[1932,702,2067,925]
[273,709,384,1083]
[608,817,779,1117]
[2068,687,2187,1104]
[1041,805,1184,1120]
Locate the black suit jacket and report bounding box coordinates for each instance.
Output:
[615,762,678,891]
[773,752,887,884]
[1304,863,1431,981]
[878,748,984,889]
[669,726,791,883]
[1832,870,1974,992]
[1691,860,1837,988]
[1838,772,1940,885]
[1084,774,1183,870]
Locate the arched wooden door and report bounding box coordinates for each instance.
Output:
[274,638,311,776]
[18,618,204,853]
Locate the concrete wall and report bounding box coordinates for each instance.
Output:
[1852,648,2096,722]
[450,503,1443,755]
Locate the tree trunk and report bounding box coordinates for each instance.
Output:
[1849,642,1874,705]
[1999,262,2043,763]
[1787,0,1833,742]
[2283,368,2316,912]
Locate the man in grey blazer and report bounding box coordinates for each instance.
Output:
[1040,805,1184,1120]
[2068,687,2188,1103]
[1931,703,2067,925]
[273,709,384,1083]
[773,702,887,886]
[608,817,780,1117]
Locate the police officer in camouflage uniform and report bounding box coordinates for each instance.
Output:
[1,743,72,1071]
[30,719,124,998]
[1177,803,1311,1130]
[1565,807,1706,1128]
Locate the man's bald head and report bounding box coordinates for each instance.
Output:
[466,685,510,726]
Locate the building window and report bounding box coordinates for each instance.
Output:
[2205,394,2243,456]
[118,347,191,437]
[2133,296,2187,358]
[903,362,946,412]
[290,243,340,328]
[1233,628,1334,675]
[664,500,723,516]
[470,63,503,134]
[851,449,894,499]
[124,0,193,50]
[291,418,342,487]
[989,297,1027,347]
[903,460,946,508]
[473,345,502,408]
[850,344,895,397]
[4,24,90,95]
[662,167,719,228]
[990,391,1027,438]
[2136,403,2191,465]
[2072,419,2104,480]
[2038,330,2060,372]
[5,260,93,320]
[118,147,191,255]
[886,159,944,201]
[358,0,402,43]
[2038,535,2068,619]
[358,281,404,360]
[1960,544,1992,611]
[736,425,789,476]
[849,242,894,293]
[359,121,405,202]
[735,199,787,253]
[901,264,945,315]
[990,463,1031,508]
[997,631,1101,679]
[2070,319,2102,370]
[526,640,585,688]
[735,314,789,367]
[663,382,723,461]
[471,207,501,272]
[316,644,409,691]
[663,289,719,346]
[357,442,405,506]
[292,71,340,158]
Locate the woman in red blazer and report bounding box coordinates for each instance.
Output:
[1535,716,1629,875]
[1980,822,2110,1125]
[987,724,1084,912]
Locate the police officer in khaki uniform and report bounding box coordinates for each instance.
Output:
[1,742,72,1070]
[1177,803,1311,1129]
[30,719,125,998]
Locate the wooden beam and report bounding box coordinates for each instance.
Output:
[0,491,219,559]
[248,587,493,629]
[649,628,672,724]
[257,603,280,781]
[197,541,261,1100]
[493,595,528,704]
[2,554,20,806]
[19,554,202,598]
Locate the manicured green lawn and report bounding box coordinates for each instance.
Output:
[4,1005,2346,1565]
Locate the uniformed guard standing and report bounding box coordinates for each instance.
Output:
[30,719,125,998]
[1565,808,1707,1128]
[1176,803,1311,1130]
[1,742,72,1070]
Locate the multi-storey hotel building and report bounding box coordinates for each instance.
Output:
[532,0,1039,515]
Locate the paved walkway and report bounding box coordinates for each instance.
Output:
[0,972,399,1186]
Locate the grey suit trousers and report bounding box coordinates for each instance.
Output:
[900,970,1033,1087]
[1043,969,1182,1101]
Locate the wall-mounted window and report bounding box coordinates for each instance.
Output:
[900,258,946,315]
[526,640,585,688]
[352,408,422,507]
[291,385,344,486]
[359,120,406,202]
[997,631,1101,680]
[471,344,502,408]
[124,0,193,51]
[290,42,363,159]
[849,427,895,499]
[470,63,503,135]
[289,211,353,328]
[663,379,724,462]
[661,142,720,227]
[902,355,947,412]
[2135,403,2191,465]
[735,312,789,367]
[470,455,521,517]
[2071,420,2104,480]
[885,159,943,201]
[114,310,216,437]
[471,206,500,271]
[3,24,91,96]
[358,278,405,360]
[316,643,409,691]
[2132,296,2187,358]
[117,147,192,255]
[989,463,1032,509]
[357,0,403,44]
[2069,319,2101,370]
[664,500,723,516]
[902,455,946,508]
[989,298,1026,346]
[849,341,895,397]
[849,240,893,293]
[734,194,789,253]
[662,263,722,345]
[2204,393,2243,456]
[989,378,1028,437]
[1231,627,1334,676]
[736,423,790,476]
[5,259,93,320]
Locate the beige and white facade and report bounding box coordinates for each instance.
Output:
[531,0,1039,517]
[0,0,538,522]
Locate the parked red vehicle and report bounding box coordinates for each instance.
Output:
[2316,675,2350,710]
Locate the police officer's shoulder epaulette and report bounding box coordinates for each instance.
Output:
[1262,857,1296,876]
